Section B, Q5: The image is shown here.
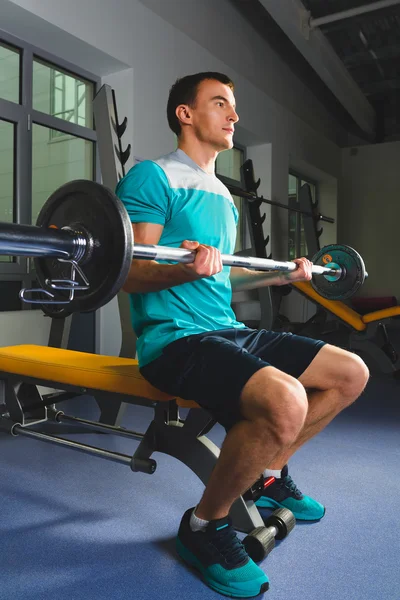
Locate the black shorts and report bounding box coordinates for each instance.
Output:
[140,328,325,431]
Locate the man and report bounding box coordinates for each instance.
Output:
[116,72,369,597]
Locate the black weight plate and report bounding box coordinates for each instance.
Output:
[311,244,366,301]
[35,180,133,317]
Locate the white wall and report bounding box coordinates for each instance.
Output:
[340,141,400,298]
[134,0,350,147]
[3,0,344,171]
[0,310,51,346]
[0,0,348,346]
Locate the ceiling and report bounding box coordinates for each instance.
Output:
[231,0,400,143]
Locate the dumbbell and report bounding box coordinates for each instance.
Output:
[243,508,296,562]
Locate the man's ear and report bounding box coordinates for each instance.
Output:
[176,104,192,128]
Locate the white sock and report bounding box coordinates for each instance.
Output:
[190,508,209,532]
[263,468,281,479]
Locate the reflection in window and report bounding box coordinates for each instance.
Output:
[33,59,93,130]
[32,124,93,223]
[0,42,20,104]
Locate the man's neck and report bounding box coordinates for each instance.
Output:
[177,140,218,174]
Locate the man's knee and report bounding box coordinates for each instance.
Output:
[338,352,369,400]
[241,368,308,447]
[305,345,370,403]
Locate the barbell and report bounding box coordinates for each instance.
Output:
[0,180,367,317]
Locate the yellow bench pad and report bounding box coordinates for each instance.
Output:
[363,306,400,323]
[0,344,197,407]
[292,282,367,331]
[293,282,400,329]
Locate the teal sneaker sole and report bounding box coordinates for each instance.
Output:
[176,537,269,598]
[255,497,326,521]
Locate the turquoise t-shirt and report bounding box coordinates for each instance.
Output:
[116,148,245,366]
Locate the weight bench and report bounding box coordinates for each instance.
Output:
[0,329,264,535]
[293,281,400,375]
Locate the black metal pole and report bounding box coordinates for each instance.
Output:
[226,184,335,224]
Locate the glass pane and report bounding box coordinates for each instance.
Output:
[216,147,243,180]
[300,218,308,257]
[288,174,297,197]
[288,239,296,260]
[0,42,20,103]
[289,174,315,258]
[32,124,93,223]
[0,119,15,262]
[33,59,94,128]
[288,211,296,232]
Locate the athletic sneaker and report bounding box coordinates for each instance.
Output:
[176,508,269,598]
[255,465,326,521]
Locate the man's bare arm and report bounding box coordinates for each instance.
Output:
[230,257,313,292]
[122,223,223,294]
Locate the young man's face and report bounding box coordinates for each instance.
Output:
[186,79,239,151]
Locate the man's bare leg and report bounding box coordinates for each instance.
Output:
[267,345,369,469]
[194,345,368,521]
[195,368,308,521]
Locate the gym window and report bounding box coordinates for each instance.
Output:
[216,146,246,253]
[288,172,317,260]
[0,31,99,310]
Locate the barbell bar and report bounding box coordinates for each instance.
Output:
[116,243,342,275]
[0,222,348,277]
[0,180,367,316]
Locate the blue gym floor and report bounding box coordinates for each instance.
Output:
[0,364,399,600]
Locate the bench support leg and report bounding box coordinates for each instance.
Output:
[96,398,127,427]
[133,403,264,533]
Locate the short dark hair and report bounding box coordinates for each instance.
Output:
[167,72,234,137]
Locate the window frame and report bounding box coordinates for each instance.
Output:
[0,29,100,284]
